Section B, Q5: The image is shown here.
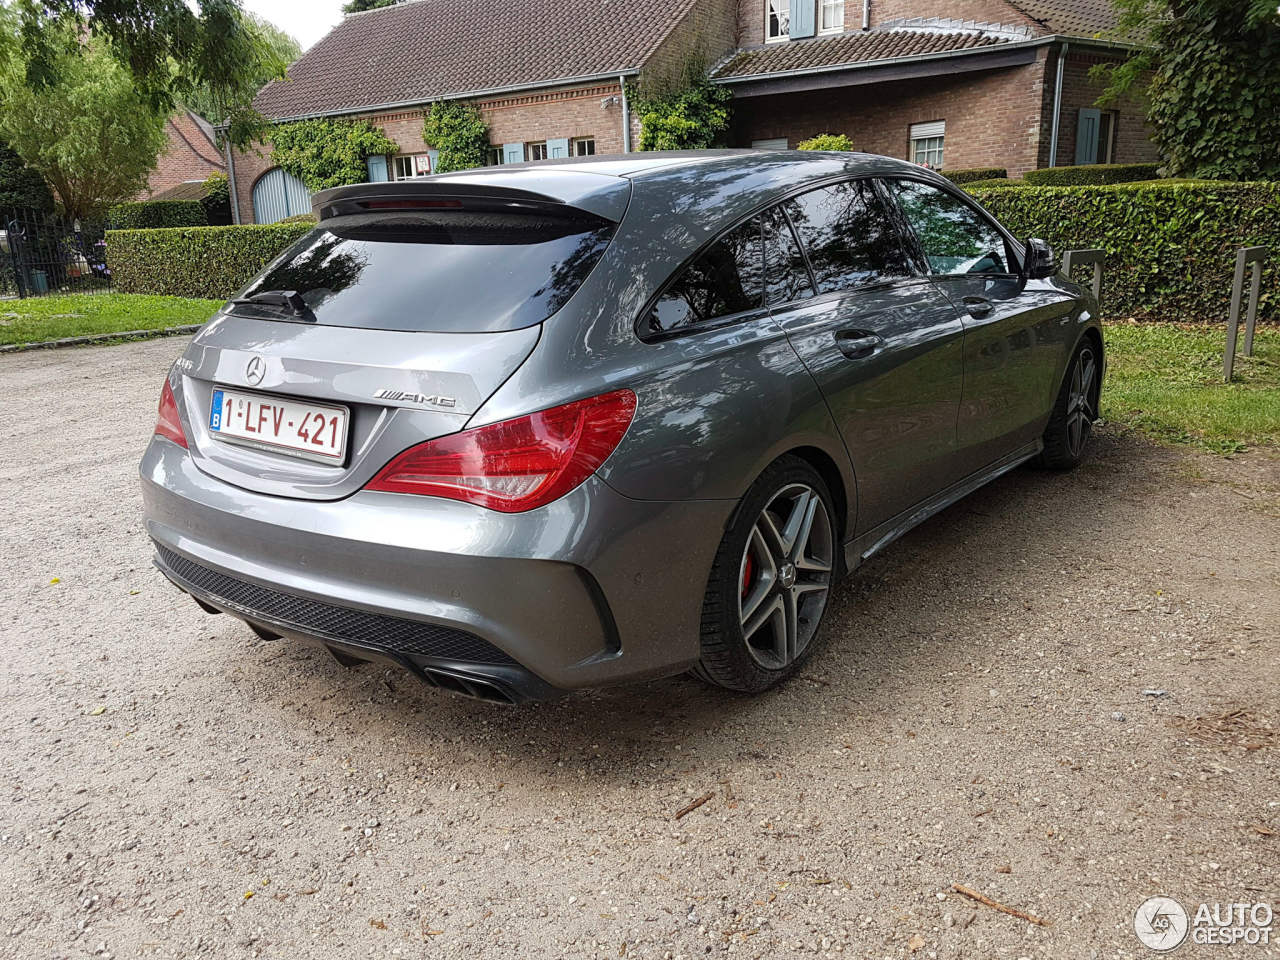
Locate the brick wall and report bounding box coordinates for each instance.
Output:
[1050,51,1157,167]
[731,54,1051,176]
[140,112,225,199]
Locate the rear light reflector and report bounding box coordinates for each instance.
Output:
[154,379,188,448]
[366,390,636,512]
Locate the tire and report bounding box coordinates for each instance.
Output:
[693,455,837,693]
[1038,337,1101,470]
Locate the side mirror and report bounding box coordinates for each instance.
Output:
[1023,238,1058,280]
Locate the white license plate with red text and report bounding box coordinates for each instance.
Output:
[209,388,348,463]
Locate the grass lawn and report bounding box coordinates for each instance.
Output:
[1102,322,1279,453]
[0,293,224,347]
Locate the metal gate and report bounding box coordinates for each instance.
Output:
[1,208,111,300]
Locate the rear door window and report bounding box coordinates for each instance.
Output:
[230,210,615,333]
[886,179,1016,276]
[783,179,914,293]
[645,217,764,336]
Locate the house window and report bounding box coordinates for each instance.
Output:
[752,138,790,150]
[767,0,789,41]
[528,142,549,161]
[393,154,431,179]
[1095,111,1117,164]
[910,120,945,169]
[574,138,596,156]
[820,0,844,32]
[489,147,504,165]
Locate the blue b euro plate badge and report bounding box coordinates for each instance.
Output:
[210,389,224,431]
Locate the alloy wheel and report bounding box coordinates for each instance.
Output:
[737,483,834,670]
[1067,346,1098,459]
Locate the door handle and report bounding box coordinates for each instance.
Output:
[834,331,884,360]
[962,296,994,319]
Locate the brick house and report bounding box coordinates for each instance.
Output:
[138,109,226,200]
[228,0,1154,224]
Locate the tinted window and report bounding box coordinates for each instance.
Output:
[763,207,814,306]
[647,218,763,335]
[888,180,1014,276]
[231,210,615,333]
[783,180,913,293]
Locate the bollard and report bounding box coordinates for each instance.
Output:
[1225,246,1267,381]
[1062,249,1104,312]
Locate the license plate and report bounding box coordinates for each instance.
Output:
[209,388,348,463]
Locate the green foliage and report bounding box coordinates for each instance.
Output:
[200,173,233,225]
[961,178,1024,188]
[0,138,52,211]
[108,200,208,230]
[1092,0,1280,179]
[107,222,312,299]
[269,119,400,191]
[941,167,1007,184]
[1103,323,1279,450]
[796,134,855,151]
[632,79,732,151]
[422,101,490,173]
[0,293,223,347]
[967,180,1280,322]
[0,28,169,218]
[182,12,300,135]
[1023,163,1162,186]
[342,0,403,11]
[278,212,317,224]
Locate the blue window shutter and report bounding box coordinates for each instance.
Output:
[366,154,389,182]
[789,0,815,38]
[1074,109,1100,165]
[547,138,570,159]
[427,149,439,172]
[503,142,525,164]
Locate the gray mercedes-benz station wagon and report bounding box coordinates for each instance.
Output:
[141,151,1102,703]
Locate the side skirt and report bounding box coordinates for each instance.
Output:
[844,439,1043,572]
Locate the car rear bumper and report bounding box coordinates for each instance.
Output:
[140,438,734,699]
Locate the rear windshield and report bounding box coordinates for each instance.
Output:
[229,210,615,333]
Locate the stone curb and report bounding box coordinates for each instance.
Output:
[0,324,203,353]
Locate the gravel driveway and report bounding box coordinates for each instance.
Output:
[2,337,1277,960]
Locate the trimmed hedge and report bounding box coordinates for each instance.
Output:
[961,178,1024,188]
[108,223,313,299]
[942,167,1006,185]
[968,180,1280,322]
[108,199,208,230]
[1022,163,1162,187]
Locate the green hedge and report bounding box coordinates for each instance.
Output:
[1021,163,1162,187]
[942,167,1006,184]
[108,199,208,230]
[968,181,1280,322]
[107,223,313,299]
[961,178,1024,188]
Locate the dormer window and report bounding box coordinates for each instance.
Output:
[820,0,844,32]
[767,0,790,41]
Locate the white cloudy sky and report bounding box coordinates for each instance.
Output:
[243,0,346,51]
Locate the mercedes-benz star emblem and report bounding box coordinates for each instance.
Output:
[245,356,266,386]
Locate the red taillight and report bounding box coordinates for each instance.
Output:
[366,389,637,512]
[154,379,188,448]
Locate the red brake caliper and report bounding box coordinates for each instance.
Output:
[741,551,755,600]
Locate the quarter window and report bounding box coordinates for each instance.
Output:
[820,0,845,31]
[767,0,790,40]
[647,218,763,336]
[782,180,913,293]
[887,180,1014,276]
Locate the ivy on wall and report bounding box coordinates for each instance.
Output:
[630,78,732,151]
[422,101,490,173]
[269,119,400,191]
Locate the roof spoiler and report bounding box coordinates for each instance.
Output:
[312,170,631,223]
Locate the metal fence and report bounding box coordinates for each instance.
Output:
[0,207,112,299]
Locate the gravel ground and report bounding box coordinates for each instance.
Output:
[2,337,1278,960]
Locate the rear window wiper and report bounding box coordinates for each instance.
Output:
[228,290,316,321]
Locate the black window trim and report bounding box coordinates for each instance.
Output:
[877,173,1027,281]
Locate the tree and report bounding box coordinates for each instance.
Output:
[0,28,168,218]
[183,13,300,133]
[0,138,53,211]
[342,0,403,13]
[5,0,287,148]
[1096,0,1280,179]
[422,101,490,172]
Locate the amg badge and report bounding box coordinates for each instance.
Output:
[373,389,457,408]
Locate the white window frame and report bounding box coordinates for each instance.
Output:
[528,141,549,161]
[909,121,945,170]
[393,154,431,180]
[819,0,844,33]
[766,0,790,42]
[488,147,504,166]
[573,137,596,157]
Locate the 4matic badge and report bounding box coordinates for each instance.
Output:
[373,389,457,409]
